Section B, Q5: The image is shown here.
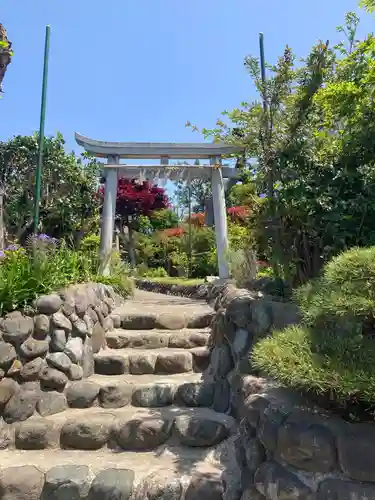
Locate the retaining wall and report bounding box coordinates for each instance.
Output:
[0,282,124,423]
[207,282,375,500]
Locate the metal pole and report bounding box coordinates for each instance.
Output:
[33,25,51,234]
[259,32,267,113]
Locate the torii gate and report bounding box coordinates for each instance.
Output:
[75,133,244,279]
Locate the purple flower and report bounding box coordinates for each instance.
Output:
[31,233,58,245]
[259,193,267,199]
[251,169,257,175]
[38,233,50,241]
[0,250,5,259]
[5,244,20,251]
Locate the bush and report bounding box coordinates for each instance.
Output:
[0,236,132,315]
[135,264,168,278]
[252,246,375,419]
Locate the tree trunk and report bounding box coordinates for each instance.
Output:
[0,24,12,93]
[127,223,136,267]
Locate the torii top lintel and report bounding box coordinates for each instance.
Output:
[75,133,245,160]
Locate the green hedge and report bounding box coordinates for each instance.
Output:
[252,246,375,415]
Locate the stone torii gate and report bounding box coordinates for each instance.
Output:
[75,133,244,279]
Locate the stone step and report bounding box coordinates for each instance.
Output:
[62,374,217,409]
[105,328,210,350]
[94,347,210,375]
[0,445,225,499]
[5,406,235,453]
[116,311,214,331]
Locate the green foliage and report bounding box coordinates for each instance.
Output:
[176,178,211,215]
[253,246,375,416]
[78,234,100,254]
[148,209,179,231]
[0,133,100,242]
[135,264,168,278]
[189,13,375,285]
[360,0,375,12]
[0,241,131,315]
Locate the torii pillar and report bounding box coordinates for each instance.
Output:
[210,156,229,278]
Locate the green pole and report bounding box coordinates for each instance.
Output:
[259,32,267,113]
[33,25,51,234]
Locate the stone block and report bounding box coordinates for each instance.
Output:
[174,416,229,447]
[129,353,156,374]
[42,465,92,500]
[94,355,129,375]
[33,314,50,339]
[176,381,215,407]
[37,391,67,416]
[338,423,375,482]
[65,380,100,408]
[19,337,49,360]
[15,419,59,449]
[317,478,375,500]
[132,384,175,407]
[0,465,44,500]
[2,315,33,348]
[39,365,68,391]
[99,384,133,408]
[185,472,224,500]
[60,416,114,450]
[88,469,134,500]
[4,389,39,423]
[155,352,192,374]
[254,460,313,500]
[36,294,62,314]
[114,418,172,450]
[277,414,337,473]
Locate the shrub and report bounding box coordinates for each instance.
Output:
[0,237,132,315]
[252,246,375,419]
[135,265,168,278]
[79,234,100,254]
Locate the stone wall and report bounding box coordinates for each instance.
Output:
[207,282,375,500]
[0,282,123,423]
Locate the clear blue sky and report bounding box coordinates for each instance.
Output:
[1,0,373,156]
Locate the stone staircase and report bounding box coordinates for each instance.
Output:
[0,290,236,499]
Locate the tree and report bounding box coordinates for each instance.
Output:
[0,23,12,93]
[0,133,100,243]
[106,178,169,265]
[149,208,179,231]
[176,178,211,214]
[360,0,375,12]
[190,12,375,285]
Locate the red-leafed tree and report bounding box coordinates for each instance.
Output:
[115,178,169,218]
[100,178,169,264]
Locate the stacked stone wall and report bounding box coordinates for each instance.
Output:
[0,282,123,423]
[207,282,375,500]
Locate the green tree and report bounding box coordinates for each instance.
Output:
[0,133,100,243]
[190,12,375,285]
[0,23,12,93]
[149,208,179,231]
[360,0,375,12]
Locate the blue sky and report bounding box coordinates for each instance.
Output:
[0,0,373,197]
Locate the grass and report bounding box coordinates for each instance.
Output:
[136,276,205,286]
